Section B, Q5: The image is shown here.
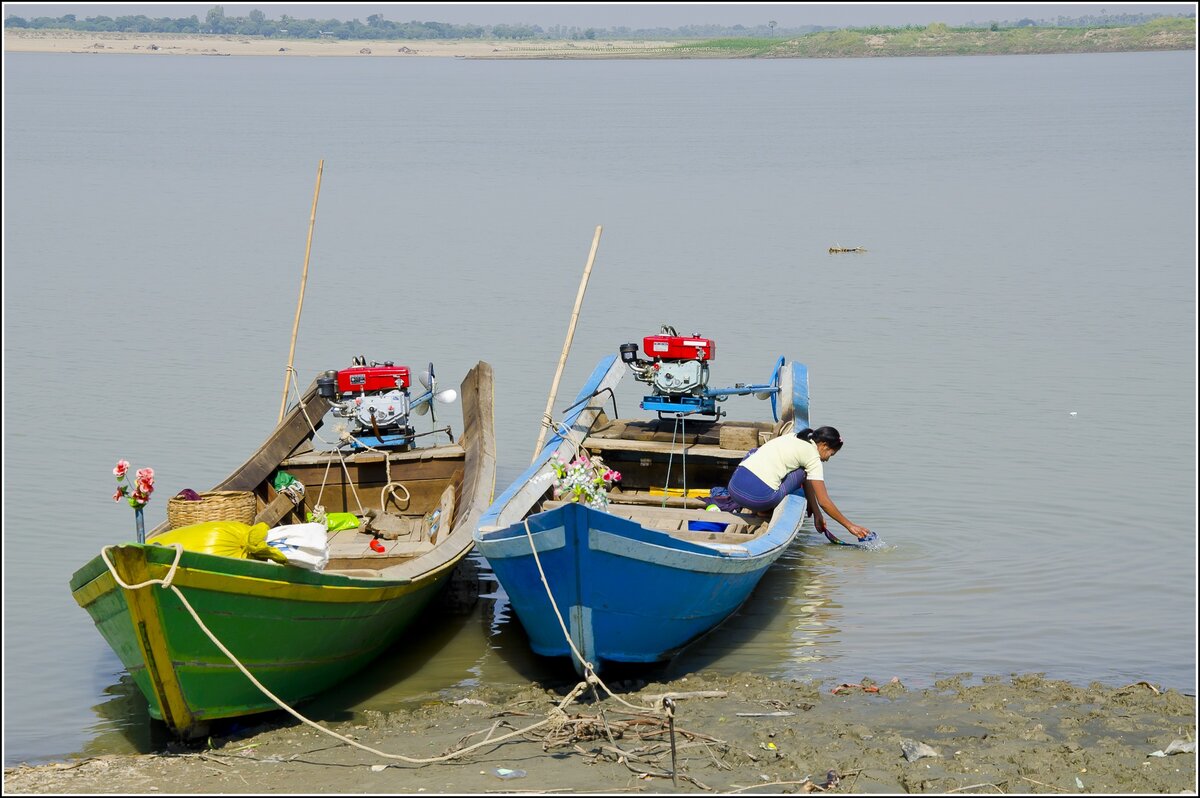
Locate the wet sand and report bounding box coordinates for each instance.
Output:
[3,30,679,59]
[5,671,1195,794]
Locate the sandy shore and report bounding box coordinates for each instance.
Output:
[5,671,1195,794]
[3,29,680,58]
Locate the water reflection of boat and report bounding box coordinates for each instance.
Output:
[297,562,487,721]
[80,670,166,758]
[662,545,837,678]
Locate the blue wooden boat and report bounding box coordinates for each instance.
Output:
[475,332,810,674]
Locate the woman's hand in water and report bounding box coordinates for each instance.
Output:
[846,524,872,540]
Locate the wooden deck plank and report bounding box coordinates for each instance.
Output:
[589,418,773,444]
[583,436,749,459]
[280,443,465,468]
[606,490,711,509]
[326,525,432,560]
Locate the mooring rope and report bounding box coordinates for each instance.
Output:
[537,411,581,463]
[101,543,185,590]
[100,543,592,765]
[99,380,679,768]
[520,519,673,716]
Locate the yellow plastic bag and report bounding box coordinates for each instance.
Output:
[153,521,288,565]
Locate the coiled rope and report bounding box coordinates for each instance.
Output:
[284,367,409,521]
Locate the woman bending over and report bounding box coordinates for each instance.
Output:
[715,426,871,542]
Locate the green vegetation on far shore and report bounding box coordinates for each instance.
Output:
[674,17,1195,58]
[4,16,1193,61]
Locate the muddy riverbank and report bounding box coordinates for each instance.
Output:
[5,671,1194,794]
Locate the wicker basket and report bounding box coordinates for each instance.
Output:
[167,490,257,529]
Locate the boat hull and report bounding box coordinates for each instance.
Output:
[70,542,450,734]
[71,362,495,737]
[475,353,810,673]
[478,497,805,670]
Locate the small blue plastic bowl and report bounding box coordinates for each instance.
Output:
[688,520,729,533]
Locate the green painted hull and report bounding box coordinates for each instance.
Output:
[70,542,453,735]
[70,362,496,737]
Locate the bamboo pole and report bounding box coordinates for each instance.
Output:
[532,225,603,462]
[278,159,324,424]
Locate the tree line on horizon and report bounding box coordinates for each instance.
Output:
[3,5,1193,41]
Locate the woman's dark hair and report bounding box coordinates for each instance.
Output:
[796,426,843,452]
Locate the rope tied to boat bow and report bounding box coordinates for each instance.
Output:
[521,519,674,717]
[100,540,598,764]
[100,543,185,590]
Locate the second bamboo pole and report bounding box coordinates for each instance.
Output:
[278,159,324,423]
[532,225,603,462]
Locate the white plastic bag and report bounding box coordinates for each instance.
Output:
[266,522,330,571]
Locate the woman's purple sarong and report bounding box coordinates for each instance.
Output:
[719,465,809,512]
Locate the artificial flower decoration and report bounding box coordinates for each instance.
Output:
[112,460,155,509]
[550,452,621,510]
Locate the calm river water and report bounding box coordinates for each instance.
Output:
[3,49,1195,766]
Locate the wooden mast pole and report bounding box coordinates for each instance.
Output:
[278,159,324,424]
[532,225,603,463]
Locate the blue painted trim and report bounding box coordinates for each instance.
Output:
[478,354,619,531]
[587,529,769,573]
[769,356,785,421]
[344,432,415,449]
[640,395,715,415]
[476,525,566,559]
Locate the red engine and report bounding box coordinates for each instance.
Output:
[621,327,714,402]
[334,364,410,394]
[316,360,414,442]
[642,334,716,361]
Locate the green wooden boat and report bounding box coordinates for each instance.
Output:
[70,361,496,738]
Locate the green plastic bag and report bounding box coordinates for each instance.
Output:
[307,511,360,531]
[272,471,298,491]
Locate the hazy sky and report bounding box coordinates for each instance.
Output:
[4,3,1195,28]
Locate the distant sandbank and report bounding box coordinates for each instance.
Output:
[3,29,679,58]
[6,22,1192,60]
